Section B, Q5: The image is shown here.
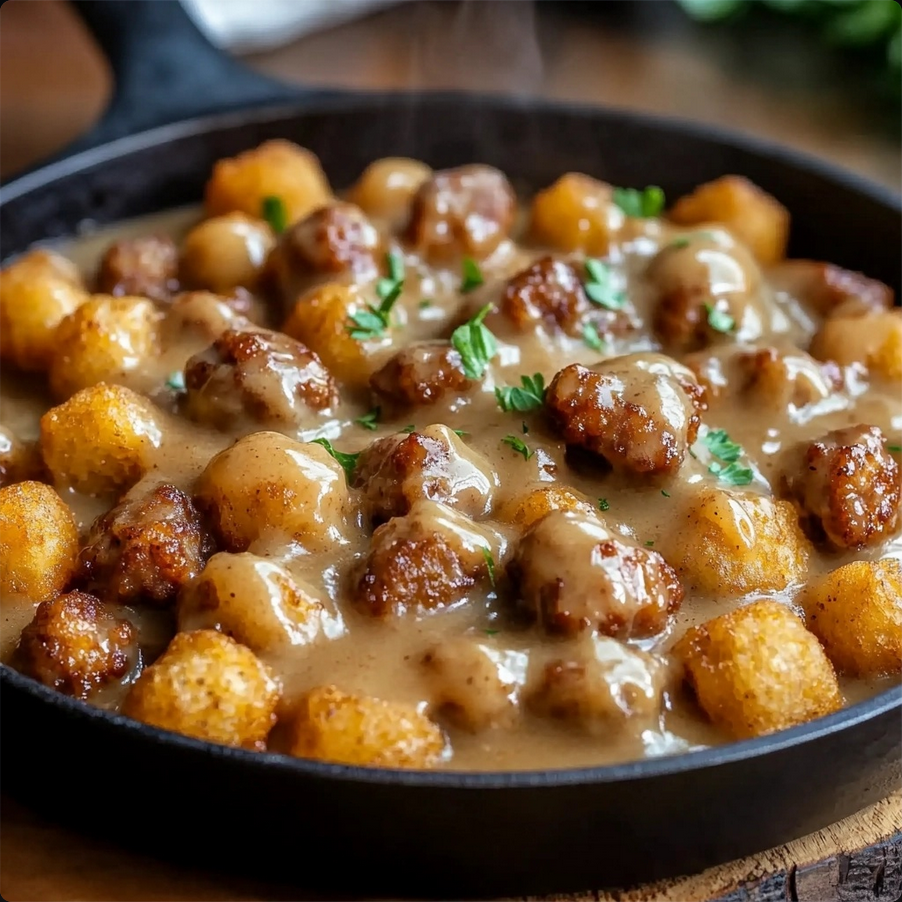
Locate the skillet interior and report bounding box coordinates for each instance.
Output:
[1,96,900,897]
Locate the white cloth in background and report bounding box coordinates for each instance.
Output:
[181,0,404,53]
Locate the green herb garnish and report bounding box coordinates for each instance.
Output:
[451,303,498,380]
[888,444,902,453]
[261,195,288,233]
[419,299,433,309]
[584,258,626,311]
[703,429,742,462]
[644,540,655,547]
[705,303,736,334]
[669,237,691,250]
[165,371,185,392]
[355,407,380,431]
[481,547,496,587]
[708,460,754,486]
[501,434,533,461]
[401,425,416,434]
[460,257,484,293]
[453,429,468,438]
[495,373,546,413]
[310,438,360,480]
[598,498,610,512]
[582,322,608,352]
[484,629,500,636]
[661,489,671,497]
[613,185,665,218]
[347,252,405,340]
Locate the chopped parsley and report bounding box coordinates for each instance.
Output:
[669,237,691,250]
[484,629,500,636]
[347,251,405,340]
[401,425,416,434]
[705,303,736,334]
[460,257,484,293]
[644,540,655,547]
[481,547,496,586]
[165,371,185,392]
[419,299,433,309]
[451,303,498,380]
[661,489,671,498]
[355,407,380,431]
[310,438,360,480]
[598,498,610,512]
[495,373,546,413]
[888,444,902,453]
[613,185,665,218]
[261,195,288,233]
[582,322,608,352]
[453,429,469,438]
[703,429,743,462]
[501,434,533,461]
[584,258,626,311]
[708,460,754,486]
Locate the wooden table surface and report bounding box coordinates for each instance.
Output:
[0,1,900,899]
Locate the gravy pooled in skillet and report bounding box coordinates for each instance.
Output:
[1,141,900,770]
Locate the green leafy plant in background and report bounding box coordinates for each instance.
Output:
[676,0,901,88]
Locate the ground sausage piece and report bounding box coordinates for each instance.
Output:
[96,235,180,303]
[405,164,516,263]
[545,353,706,476]
[266,201,382,300]
[353,499,496,617]
[79,483,214,606]
[184,328,338,428]
[353,425,497,523]
[525,634,666,733]
[16,591,137,698]
[370,341,475,407]
[509,510,683,638]
[768,260,893,318]
[501,257,589,334]
[785,424,901,550]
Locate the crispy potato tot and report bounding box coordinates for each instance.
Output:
[178,552,325,653]
[0,481,78,601]
[348,156,432,226]
[802,559,902,677]
[666,488,809,595]
[675,599,842,739]
[122,630,280,749]
[40,383,162,495]
[529,173,625,255]
[289,685,447,767]
[810,309,902,382]
[282,281,395,389]
[180,213,276,294]
[669,176,789,265]
[194,431,351,552]
[496,484,598,531]
[0,250,89,371]
[49,294,163,399]
[204,139,331,226]
[17,591,137,698]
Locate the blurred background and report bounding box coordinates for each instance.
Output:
[0,0,899,188]
[0,0,902,189]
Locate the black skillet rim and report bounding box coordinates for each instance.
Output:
[1,89,900,790]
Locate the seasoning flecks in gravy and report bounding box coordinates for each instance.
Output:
[1,141,900,771]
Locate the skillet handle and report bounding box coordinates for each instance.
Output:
[61,0,307,155]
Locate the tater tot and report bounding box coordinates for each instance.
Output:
[665,488,810,595]
[204,139,332,226]
[40,383,162,495]
[282,281,395,389]
[178,552,325,653]
[669,175,789,265]
[528,173,625,255]
[810,309,902,382]
[0,481,78,601]
[289,685,447,767]
[496,484,598,531]
[49,294,163,399]
[348,157,432,226]
[674,599,843,739]
[801,559,902,677]
[0,250,89,371]
[179,213,276,294]
[122,630,280,749]
[194,431,351,552]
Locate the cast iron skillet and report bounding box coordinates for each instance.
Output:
[1,2,900,897]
